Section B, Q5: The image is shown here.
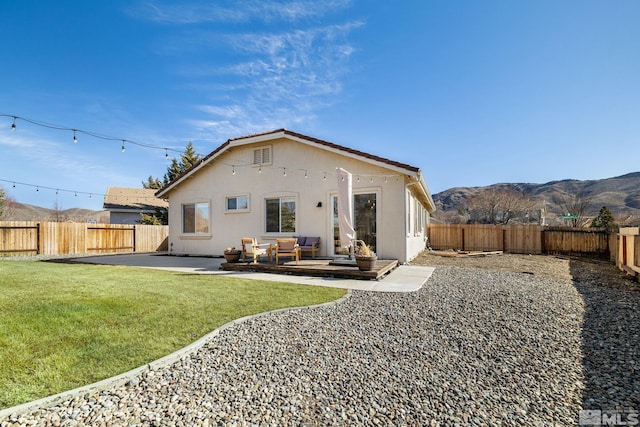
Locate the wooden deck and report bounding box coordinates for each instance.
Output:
[221,258,399,280]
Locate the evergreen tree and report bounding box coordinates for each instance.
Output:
[180,141,202,171]
[140,142,202,225]
[590,206,618,230]
[139,207,169,225]
[163,158,182,184]
[142,175,162,190]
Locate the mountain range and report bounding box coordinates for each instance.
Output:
[1,201,108,223]
[431,172,640,226]
[2,172,640,226]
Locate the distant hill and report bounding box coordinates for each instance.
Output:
[1,201,109,223]
[432,172,640,226]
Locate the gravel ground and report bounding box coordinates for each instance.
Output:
[1,253,639,426]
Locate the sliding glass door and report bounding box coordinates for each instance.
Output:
[332,192,377,256]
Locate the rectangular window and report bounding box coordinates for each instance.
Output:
[182,202,209,234]
[226,195,249,212]
[265,197,296,233]
[253,146,271,165]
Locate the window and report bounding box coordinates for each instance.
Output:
[182,202,209,234]
[253,146,271,165]
[226,195,249,212]
[265,197,296,233]
[414,200,425,236]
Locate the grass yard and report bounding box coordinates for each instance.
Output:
[0,260,346,409]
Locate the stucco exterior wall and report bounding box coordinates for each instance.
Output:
[165,137,429,262]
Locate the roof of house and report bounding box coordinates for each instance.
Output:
[103,187,168,212]
[156,129,435,211]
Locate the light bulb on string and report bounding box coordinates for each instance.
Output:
[232,165,236,175]
[165,148,169,159]
[36,186,39,192]
[304,170,308,179]
[283,168,287,177]
[323,172,327,181]
[73,130,78,143]
[121,140,126,152]
[11,117,16,131]
[258,166,262,173]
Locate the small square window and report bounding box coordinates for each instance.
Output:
[226,195,249,212]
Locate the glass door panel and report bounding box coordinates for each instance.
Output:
[354,193,376,253]
[332,193,377,256]
[332,196,350,255]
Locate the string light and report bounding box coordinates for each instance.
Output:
[2,114,182,156]
[304,170,308,179]
[283,167,287,177]
[121,140,126,152]
[232,165,236,175]
[0,178,162,202]
[258,166,262,173]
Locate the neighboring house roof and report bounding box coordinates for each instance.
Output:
[156,129,435,211]
[103,187,168,212]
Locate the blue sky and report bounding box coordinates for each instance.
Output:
[2,0,639,211]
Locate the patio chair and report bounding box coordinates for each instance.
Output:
[241,237,273,264]
[275,238,300,265]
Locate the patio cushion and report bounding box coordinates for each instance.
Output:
[304,237,319,247]
[295,236,306,246]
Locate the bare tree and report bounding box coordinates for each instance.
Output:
[467,187,536,225]
[49,199,69,222]
[558,193,592,227]
[0,186,18,220]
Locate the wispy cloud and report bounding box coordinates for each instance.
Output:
[127,0,352,24]
[128,0,362,142]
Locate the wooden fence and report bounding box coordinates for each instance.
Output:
[615,227,640,277]
[427,224,611,259]
[0,221,168,256]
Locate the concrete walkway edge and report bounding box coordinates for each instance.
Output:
[0,291,353,418]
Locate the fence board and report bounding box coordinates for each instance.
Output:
[0,221,39,255]
[428,224,606,257]
[0,222,168,256]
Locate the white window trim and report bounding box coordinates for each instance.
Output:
[225,194,250,213]
[264,194,298,235]
[180,200,211,237]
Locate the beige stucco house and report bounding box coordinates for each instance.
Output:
[156,129,435,263]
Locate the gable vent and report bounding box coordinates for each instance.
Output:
[253,146,271,165]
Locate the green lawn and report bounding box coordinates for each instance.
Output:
[0,260,346,409]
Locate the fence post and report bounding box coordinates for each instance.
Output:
[36,222,41,255]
